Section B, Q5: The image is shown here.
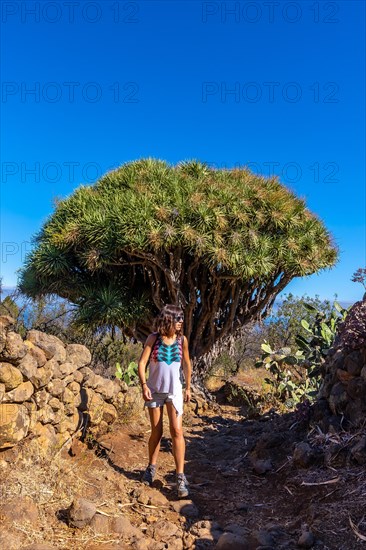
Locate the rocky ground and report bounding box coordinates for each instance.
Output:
[1,387,366,550]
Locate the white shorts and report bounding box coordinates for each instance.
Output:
[144,391,183,416]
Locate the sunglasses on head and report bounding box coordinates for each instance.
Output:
[174,315,184,322]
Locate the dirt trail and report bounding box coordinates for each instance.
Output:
[89,398,366,550]
[1,398,366,549]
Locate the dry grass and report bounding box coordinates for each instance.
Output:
[205,366,269,392]
[0,437,139,549]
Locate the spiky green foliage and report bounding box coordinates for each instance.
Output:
[18,158,338,370]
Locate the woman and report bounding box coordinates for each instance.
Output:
[137,304,192,498]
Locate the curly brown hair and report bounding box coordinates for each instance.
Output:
[153,304,184,337]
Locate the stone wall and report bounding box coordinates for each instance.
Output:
[319,299,366,428]
[0,315,129,457]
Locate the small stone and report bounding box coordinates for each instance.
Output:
[171,499,199,518]
[298,529,315,548]
[148,489,169,507]
[146,514,159,524]
[351,435,366,465]
[68,497,96,528]
[137,491,150,505]
[251,458,272,475]
[293,442,315,468]
[111,515,138,536]
[224,524,249,537]
[235,502,249,512]
[147,519,179,541]
[90,513,110,535]
[215,532,249,549]
[252,529,274,546]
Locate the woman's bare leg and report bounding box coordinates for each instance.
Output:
[166,402,185,473]
[148,407,163,465]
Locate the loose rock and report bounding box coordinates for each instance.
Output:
[68,497,97,528]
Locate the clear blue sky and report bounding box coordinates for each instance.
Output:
[1,0,365,304]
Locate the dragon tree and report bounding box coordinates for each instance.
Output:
[18,158,338,378]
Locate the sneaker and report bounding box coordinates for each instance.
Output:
[141,464,156,486]
[176,473,189,498]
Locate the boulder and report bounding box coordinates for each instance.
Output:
[24,401,38,430]
[2,381,34,403]
[73,370,83,383]
[80,387,104,425]
[321,300,366,427]
[33,388,50,408]
[0,529,24,550]
[0,363,23,390]
[24,340,47,366]
[30,422,59,458]
[0,316,15,355]
[38,404,60,425]
[48,397,64,412]
[0,315,15,331]
[64,396,80,414]
[53,361,78,379]
[102,403,118,424]
[17,353,38,379]
[56,409,81,433]
[67,380,81,395]
[29,363,53,389]
[66,344,91,368]
[47,378,66,397]
[93,375,121,401]
[80,366,97,387]
[26,330,66,362]
[1,332,27,363]
[345,350,363,375]
[0,403,30,449]
[0,495,39,524]
[63,386,75,403]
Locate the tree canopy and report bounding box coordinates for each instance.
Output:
[18,158,338,370]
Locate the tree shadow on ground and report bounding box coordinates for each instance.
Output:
[90,398,361,549]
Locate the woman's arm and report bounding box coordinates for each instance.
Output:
[182,335,192,401]
[137,333,156,401]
